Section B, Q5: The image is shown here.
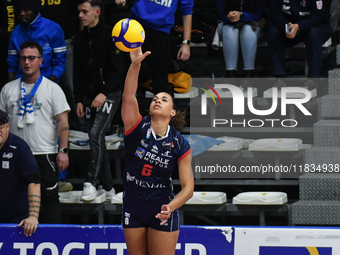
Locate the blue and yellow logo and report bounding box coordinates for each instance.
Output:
[260,246,331,255]
[135,147,146,159]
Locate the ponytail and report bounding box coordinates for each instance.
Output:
[170,109,187,132]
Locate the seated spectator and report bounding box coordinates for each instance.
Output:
[7,0,66,83]
[267,0,332,78]
[0,110,41,237]
[216,0,266,78]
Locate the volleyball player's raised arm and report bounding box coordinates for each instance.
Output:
[121,48,151,131]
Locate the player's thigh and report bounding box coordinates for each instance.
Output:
[124,227,148,255]
[148,228,179,255]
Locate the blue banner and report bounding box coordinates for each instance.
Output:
[0,224,234,255]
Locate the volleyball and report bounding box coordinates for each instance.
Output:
[112,18,145,52]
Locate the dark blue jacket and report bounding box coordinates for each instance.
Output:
[0,133,40,222]
[269,0,331,33]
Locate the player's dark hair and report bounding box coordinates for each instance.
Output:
[20,41,43,56]
[170,101,187,132]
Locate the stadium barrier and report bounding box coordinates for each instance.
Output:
[1,224,339,254]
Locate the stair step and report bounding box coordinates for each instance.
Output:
[314,120,340,147]
[292,200,340,225]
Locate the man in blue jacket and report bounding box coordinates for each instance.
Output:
[7,0,66,83]
[268,0,332,78]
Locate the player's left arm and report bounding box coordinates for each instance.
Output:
[170,152,194,210]
[156,152,194,224]
[55,111,69,171]
[177,14,192,61]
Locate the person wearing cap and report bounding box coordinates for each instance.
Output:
[0,109,41,237]
[0,41,70,224]
[7,0,66,83]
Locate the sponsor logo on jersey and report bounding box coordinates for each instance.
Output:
[146,129,151,139]
[126,172,135,181]
[161,151,172,158]
[162,141,174,150]
[142,122,150,128]
[144,151,170,168]
[141,139,149,148]
[174,137,181,149]
[2,152,13,159]
[151,145,158,154]
[135,147,146,159]
[127,173,167,188]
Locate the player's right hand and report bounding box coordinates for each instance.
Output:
[130,47,151,65]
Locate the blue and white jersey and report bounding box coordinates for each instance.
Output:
[123,115,191,201]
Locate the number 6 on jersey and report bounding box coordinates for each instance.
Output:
[142,164,153,176]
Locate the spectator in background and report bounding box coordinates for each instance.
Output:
[0,0,19,88]
[115,0,193,95]
[40,0,80,192]
[40,0,82,131]
[74,0,125,202]
[0,110,41,237]
[7,0,66,83]
[216,0,266,78]
[0,41,70,224]
[0,0,17,34]
[268,0,332,78]
[0,27,8,88]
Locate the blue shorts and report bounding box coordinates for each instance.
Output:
[122,195,180,232]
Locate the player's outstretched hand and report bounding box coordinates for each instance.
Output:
[130,47,151,65]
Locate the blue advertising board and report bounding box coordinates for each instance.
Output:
[2,225,340,254]
[0,224,234,255]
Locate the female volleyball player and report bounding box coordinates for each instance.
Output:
[121,47,194,255]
